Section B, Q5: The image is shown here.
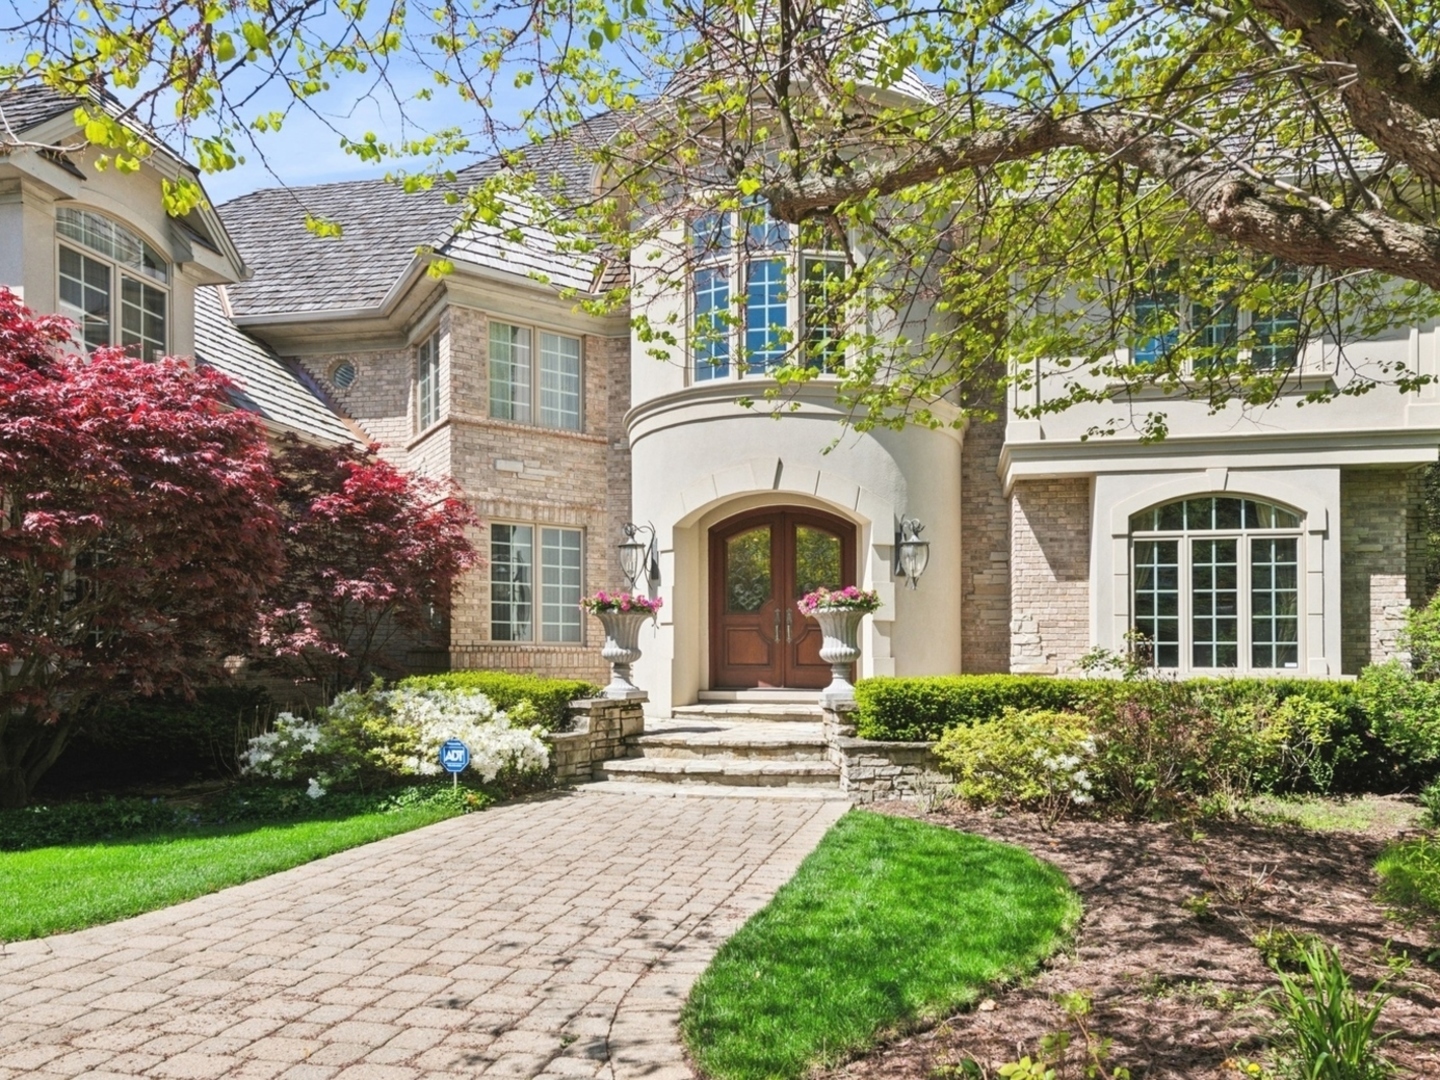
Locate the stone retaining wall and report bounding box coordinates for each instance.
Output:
[822,703,946,804]
[552,697,645,783]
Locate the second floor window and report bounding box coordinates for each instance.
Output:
[416,333,440,431]
[1130,263,1301,371]
[56,207,169,359]
[489,321,582,431]
[690,205,848,381]
[490,524,584,643]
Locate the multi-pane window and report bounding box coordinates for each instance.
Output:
[56,207,169,358]
[490,524,584,643]
[488,322,582,430]
[416,333,440,431]
[689,203,849,380]
[1128,264,1300,370]
[1130,496,1302,672]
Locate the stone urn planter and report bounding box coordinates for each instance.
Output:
[586,592,662,699]
[811,606,865,707]
[798,586,881,708]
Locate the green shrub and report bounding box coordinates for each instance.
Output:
[854,675,1081,741]
[1263,943,1395,1080]
[934,708,1096,824]
[1421,779,1440,829]
[397,671,599,733]
[42,685,272,794]
[1354,662,1440,789]
[1375,836,1440,926]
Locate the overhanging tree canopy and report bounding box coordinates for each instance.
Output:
[8,0,1440,429]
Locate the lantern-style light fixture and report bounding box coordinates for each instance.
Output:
[618,522,661,590]
[895,517,930,589]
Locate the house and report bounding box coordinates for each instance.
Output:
[3,83,1435,717]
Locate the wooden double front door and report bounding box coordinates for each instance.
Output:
[710,509,857,689]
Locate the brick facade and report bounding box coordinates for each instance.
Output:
[1341,467,1425,674]
[959,418,1010,673]
[1010,477,1092,674]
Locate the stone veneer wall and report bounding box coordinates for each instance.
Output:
[822,705,946,804]
[959,418,1011,673]
[1341,468,1426,674]
[552,698,646,784]
[1010,477,1092,674]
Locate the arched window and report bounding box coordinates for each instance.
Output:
[56,207,169,359]
[1130,495,1302,672]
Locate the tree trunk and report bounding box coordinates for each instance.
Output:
[0,765,29,809]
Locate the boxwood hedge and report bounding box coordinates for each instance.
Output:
[396,671,600,733]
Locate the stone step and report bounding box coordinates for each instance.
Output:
[632,729,830,761]
[572,780,851,801]
[599,756,841,788]
[669,703,824,725]
[697,690,819,705]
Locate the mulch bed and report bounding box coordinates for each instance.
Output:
[825,800,1440,1080]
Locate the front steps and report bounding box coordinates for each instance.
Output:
[596,717,844,795]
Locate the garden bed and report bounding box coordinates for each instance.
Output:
[824,796,1440,1080]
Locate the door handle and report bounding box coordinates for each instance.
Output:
[773,608,781,644]
[785,607,793,644]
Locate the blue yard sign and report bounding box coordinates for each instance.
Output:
[440,739,470,779]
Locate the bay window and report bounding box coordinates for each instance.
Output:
[416,332,440,431]
[1130,496,1302,672]
[689,204,849,380]
[56,207,168,359]
[490,524,584,643]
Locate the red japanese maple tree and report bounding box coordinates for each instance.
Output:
[0,289,283,807]
[257,435,479,693]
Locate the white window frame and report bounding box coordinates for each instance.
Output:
[488,522,586,645]
[1128,264,1301,372]
[415,331,441,433]
[688,205,850,383]
[487,319,584,432]
[1129,497,1305,674]
[54,207,170,359]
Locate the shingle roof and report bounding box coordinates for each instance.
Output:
[220,114,624,319]
[194,285,358,444]
[0,84,79,137]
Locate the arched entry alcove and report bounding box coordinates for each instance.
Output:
[708,507,858,689]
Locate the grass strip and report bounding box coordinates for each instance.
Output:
[0,802,460,941]
[681,810,1080,1080]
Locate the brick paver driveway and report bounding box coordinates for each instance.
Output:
[0,790,847,1080]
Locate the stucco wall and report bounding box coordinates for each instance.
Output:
[1010,477,1092,674]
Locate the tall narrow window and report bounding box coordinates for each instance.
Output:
[490,524,534,641]
[1130,264,1180,364]
[491,524,584,643]
[489,323,533,424]
[539,332,581,431]
[56,207,169,358]
[1129,496,1303,672]
[416,333,440,431]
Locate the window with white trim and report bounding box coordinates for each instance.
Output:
[689,203,848,381]
[1130,263,1301,371]
[1130,496,1303,672]
[56,207,169,359]
[416,333,440,431]
[488,321,582,431]
[490,524,584,643]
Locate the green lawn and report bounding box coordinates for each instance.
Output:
[681,810,1080,1080]
[0,803,460,941]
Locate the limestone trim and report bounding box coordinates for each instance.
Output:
[1105,473,1330,538]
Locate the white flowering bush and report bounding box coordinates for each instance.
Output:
[240,682,550,792]
[935,707,1099,827]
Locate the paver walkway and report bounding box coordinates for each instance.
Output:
[0,790,847,1080]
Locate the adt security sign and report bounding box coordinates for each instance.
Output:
[440,739,470,787]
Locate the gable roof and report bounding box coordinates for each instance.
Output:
[193,285,359,445]
[220,114,624,320]
[0,84,80,137]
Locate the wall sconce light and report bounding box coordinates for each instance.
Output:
[618,522,661,591]
[895,517,930,590]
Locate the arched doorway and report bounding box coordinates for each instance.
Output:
[709,508,858,689]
